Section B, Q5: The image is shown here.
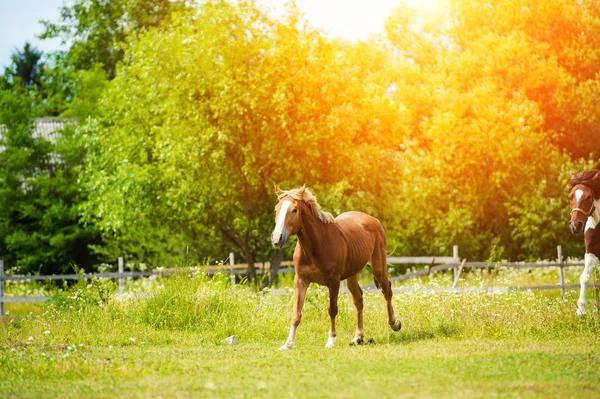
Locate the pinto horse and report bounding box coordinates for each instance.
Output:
[271,185,401,350]
[568,170,600,316]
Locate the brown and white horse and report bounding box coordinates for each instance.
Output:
[568,170,600,316]
[271,185,401,350]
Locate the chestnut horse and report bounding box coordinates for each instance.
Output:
[271,185,401,350]
[568,170,600,316]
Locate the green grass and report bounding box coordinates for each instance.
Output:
[2,338,599,398]
[1,272,599,398]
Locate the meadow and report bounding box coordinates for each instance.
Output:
[1,269,599,398]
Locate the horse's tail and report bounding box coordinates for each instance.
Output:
[386,244,397,258]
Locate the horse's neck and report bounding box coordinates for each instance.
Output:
[297,208,330,259]
[586,199,600,231]
[584,200,600,256]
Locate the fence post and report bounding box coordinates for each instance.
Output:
[118,257,124,298]
[452,245,459,287]
[453,259,467,289]
[229,252,235,286]
[0,260,4,316]
[557,245,565,299]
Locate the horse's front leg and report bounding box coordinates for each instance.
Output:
[577,253,599,316]
[325,280,341,348]
[279,275,309,350]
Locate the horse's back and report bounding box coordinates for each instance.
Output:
[335,211,385,238]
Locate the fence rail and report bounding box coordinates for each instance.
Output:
[0,245,595,315]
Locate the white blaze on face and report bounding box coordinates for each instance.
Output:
[575,189,584,203]
[272,200,291,244]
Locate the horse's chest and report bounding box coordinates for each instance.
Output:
[294,252,344,285]
[295,263,330,285]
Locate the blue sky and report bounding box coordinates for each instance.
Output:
[0,0,65,70]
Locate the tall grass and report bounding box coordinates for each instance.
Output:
[2,269,598,352]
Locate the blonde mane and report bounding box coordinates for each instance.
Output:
[278,187,335,224]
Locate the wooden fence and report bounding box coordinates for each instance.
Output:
[1,245,598,316]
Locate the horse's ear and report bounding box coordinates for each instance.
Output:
[298,184,306,200]
[274,184,284,197]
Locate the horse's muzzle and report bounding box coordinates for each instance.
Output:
[271,232,288,248]
[569,220,584,234]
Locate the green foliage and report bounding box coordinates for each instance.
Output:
[507,157,596,260]
[382,0,600,260]
[0,88,101,274]
[61,64,108,118]
[2,0,599,272]
[88,227,198,270]
[80,1,412,274]
[5,42,44,88]
[40,0,190,79]
[386,0,600,159]
[71,0,600,267]
[48,278,115,311]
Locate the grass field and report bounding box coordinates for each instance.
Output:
[1,271,599,398]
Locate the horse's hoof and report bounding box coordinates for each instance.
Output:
[391,318,402,331]
[325,336,336,348]
[367,338,375,345]
[349,337,364,346]
[278,344,293,351]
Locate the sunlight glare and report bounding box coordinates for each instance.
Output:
[262,0,445,41]
[404,0,443,14]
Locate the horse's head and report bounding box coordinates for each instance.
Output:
[271,185,306,248]
[569,184,595,234]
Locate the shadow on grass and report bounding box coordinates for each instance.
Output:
[387,322,463,344]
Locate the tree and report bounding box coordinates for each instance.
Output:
[382,0,597,259]
[80,1,404,280]
[386,0,600,158]
[0,87,101,274]
[41,0,190,79]
[7,43,44,88]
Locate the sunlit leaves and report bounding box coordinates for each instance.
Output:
[383,0,599,259]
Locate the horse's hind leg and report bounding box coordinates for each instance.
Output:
[346,274,365,345]
[325,280,341,348]
[371,241,401,331]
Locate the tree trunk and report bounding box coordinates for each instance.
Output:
[241,244,257,283]
[262,249,283,289]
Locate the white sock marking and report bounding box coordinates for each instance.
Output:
[577,253,599,316]
[279,325,296,350]
[325,335,336,348]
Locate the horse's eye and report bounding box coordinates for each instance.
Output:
[292,208,298,214]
